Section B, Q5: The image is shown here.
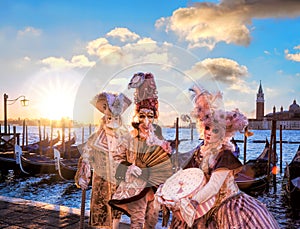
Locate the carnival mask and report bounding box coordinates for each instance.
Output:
[105,113,121,129]
[204,125,222,144]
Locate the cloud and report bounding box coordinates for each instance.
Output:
[186,57,248,83]
[285,47,300,62]
[106,27,140,42]
[17,26,42,37]
[70,55,96,68]
[156,0,300,49]
[136,37,157,45]
[40,55,95,69]
[87,37,120,56]
[86,28,174,66]
[23,56,31,62]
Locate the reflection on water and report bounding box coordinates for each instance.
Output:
[0,171,91,209]
[0,128,299,228]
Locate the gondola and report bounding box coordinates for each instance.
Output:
[53,148,79,180]
[20,152,57,175]
[284,145,300,210]
[0,135,58,175]
[19,135,80,176]
[235,139,276,195]
[53,141,96,181]
[0,149,22,176]
[22,132,60,154]
[22,137,49,152]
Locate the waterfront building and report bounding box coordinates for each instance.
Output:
[248,82,300,130]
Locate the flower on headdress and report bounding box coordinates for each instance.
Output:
[189,84,249,150]
[225,108,248,138]
[189,85,223,122]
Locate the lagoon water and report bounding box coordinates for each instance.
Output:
[0,126,299,228]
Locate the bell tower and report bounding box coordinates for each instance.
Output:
[256,80,265,120]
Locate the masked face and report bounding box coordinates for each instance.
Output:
[104,113,121,129]
[204,125,222,144]
[138,108,154,132]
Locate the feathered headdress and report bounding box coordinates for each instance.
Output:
[189,84,249,145]
[128,72,159,118]
[225,108,249,138]
[189,85,223,123]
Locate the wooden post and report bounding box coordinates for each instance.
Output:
[243,127,248,164]
[267,134,273,183]
[68,122,71,159]
[38,120,42,141]
[272,119,277,192]
[279,125,283,173]
[68,122,71,141]
[175,117,179,172]
[190,121,193,141]
[89,124,92,135]
[82,126,84,144]
[273,120,276,157]
[43,125,46,140]
[38,120,42,155]
[22,120,25,148]
[25,125,28,146]
[50,123,53,156]
[62,121,65,155]
[13,126,17,158]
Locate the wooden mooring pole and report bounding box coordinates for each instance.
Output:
[22,120,25,148]
[267,134,272,185]
[25,125,28,146]
[68,122,71,159]
[271,119,277,192]
[38,120,42,156]
[13,126,17,158]
[279,125,283,173]
[175,117,179,172]
[62,121,65,154]
[243,126,248,164]
[43,125,46,140]
[82,126,84,144]
[50,123,53,154]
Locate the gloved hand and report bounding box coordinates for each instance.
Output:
[125,164,142,182]
[127,164,142,177]
[78,177,90,190]
[76,161,91,190]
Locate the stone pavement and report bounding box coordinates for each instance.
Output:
[0,195,130,228]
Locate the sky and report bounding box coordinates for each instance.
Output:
[1,0,300,127]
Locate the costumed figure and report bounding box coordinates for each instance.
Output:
[109,72,173,229]
[156,85,280,229]
[75,92,132,228]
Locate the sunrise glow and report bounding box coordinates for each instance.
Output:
[27,70,82,121]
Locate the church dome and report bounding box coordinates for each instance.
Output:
[289,100,300,112]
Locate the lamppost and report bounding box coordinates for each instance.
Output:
[181,114,193,140]
[3,93,29,134]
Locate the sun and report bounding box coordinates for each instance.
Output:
[27,70,82,121]
[41,87,75,120]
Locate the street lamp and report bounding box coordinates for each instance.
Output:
[181,114,193,140]
[3,93,29,134]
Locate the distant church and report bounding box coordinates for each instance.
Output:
[248,81,300,130]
